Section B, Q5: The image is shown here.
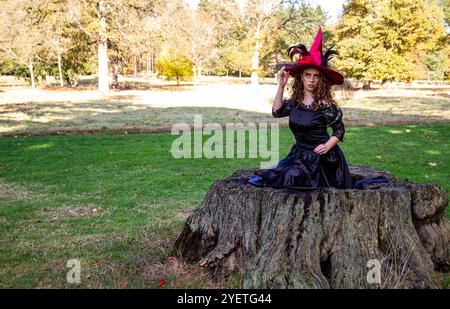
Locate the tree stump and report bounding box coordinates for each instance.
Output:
[174,165,449,288]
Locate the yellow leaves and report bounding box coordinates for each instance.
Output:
[336,0,446,81]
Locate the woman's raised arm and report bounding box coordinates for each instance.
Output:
[272,66,290,117]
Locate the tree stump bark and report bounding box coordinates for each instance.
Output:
[174,165,449,288]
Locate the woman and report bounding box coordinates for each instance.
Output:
[248,27,353,190]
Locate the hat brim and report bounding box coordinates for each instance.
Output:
[284,63,344,85]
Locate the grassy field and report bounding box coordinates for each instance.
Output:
[1,86,449,136]
[0,123,448,288]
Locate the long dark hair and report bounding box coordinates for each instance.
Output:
[290,69,338,110]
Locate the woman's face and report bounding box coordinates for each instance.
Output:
[301,68,321,92]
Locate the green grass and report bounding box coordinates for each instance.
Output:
[0,123,449,288]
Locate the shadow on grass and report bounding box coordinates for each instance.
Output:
[1,98,449,137]
[43,83,196,92]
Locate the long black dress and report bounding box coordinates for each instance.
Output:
[248,98,353,190]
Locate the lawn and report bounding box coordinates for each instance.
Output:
[1,86,449,136]
[0,123,449,288]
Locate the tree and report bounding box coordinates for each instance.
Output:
[439,0,450,28]
[333,0,379,83]
[155,52,193,85]
[334,0,446,83]
[75,0,156,91]
[261,2,328,77]
[60,30,96,86]
[425,48,449,80]
[198,0,247,76]
[201,0,287,84]
[244,0,286,85]
[39,0,78,86]
[198,0,329,79]
[224,39,253,77]
[175,167,449,288]
[160,1,218,84]
[0,0,46,88]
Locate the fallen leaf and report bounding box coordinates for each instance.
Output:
[90,261,100,267]
[119,279,128,289]
[157,278,166,288]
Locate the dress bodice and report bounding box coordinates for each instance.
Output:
[272,98,346,150]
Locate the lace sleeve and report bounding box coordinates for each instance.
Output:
[272,98,293,118]
[324,105,345,142]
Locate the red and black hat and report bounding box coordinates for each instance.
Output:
[284,27,344,85]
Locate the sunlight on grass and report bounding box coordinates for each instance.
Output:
[27,143,54,150]
[425,150,441,155]
[387,129,403,134]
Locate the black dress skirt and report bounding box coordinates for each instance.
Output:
[248,98,353,190]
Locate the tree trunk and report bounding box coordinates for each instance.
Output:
[57,53,64,87]
[151,52,154,73]
[251,22,262,86]
[28,60,36,89]
[174,165,449,288]
[363,81,372,90]
[97,0,109,92]
[111,62,119,88]
[193,65,197,87]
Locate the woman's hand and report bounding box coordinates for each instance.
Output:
[314,143,330,155]
[277,66,289,87]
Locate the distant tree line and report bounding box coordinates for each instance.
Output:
[0,0,448,91]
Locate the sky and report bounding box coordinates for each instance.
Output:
[308,0,346,25]
[184,0,346,25]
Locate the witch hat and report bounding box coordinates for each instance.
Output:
[283,27,344,85]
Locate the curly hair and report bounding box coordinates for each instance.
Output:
[290,69,339,110]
